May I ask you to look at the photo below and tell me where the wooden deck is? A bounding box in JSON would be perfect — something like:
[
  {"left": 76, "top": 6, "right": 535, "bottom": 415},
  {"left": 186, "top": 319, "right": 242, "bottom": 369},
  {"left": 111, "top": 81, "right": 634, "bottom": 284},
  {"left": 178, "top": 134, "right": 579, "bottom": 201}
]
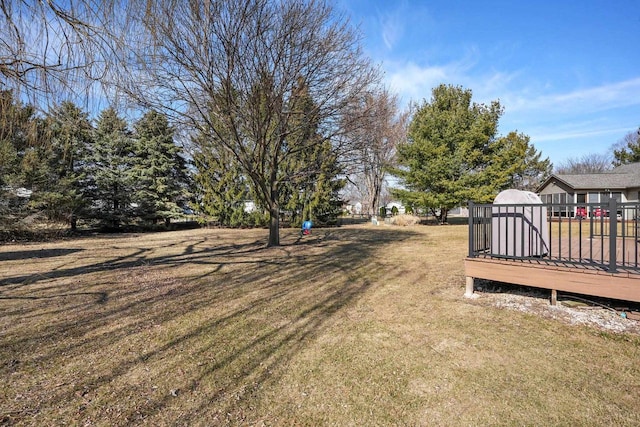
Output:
[
  {"left": 465, "top": 258, "right": 640, "bottom": 303},
  {"left": 465, "top": 236, "right": 640, "bottom": 303},
  {"left": 557, "top": 234, "right": 639, "bottom": 266}
]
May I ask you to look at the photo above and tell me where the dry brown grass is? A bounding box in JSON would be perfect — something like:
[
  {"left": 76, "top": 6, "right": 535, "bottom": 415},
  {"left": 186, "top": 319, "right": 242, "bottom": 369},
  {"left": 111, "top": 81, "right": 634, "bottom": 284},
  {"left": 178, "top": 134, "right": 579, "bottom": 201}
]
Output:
[
  {"left": 388, "top": 214, "right": 421, "bottom": 226},
  {"left": 1, "top": 224, "right": 640, "bottom": 426}
]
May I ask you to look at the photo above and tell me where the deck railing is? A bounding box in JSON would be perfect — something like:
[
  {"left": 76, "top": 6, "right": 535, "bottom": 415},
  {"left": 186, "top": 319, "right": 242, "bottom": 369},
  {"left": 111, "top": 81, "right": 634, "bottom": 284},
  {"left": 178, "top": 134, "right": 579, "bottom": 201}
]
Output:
[{"left": 468, "top": 199, "right": 640, "bottom": 273}]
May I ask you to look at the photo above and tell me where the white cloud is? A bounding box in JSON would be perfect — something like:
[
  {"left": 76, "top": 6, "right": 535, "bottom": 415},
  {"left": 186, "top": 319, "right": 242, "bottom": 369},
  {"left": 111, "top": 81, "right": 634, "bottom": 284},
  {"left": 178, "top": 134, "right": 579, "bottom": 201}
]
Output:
[
  {"left": 500, "top": 77, "right": 640, "bottom": 116},
  {"left": 382, "top": 59, "right": 639, "bottom": 165},
  {"left": 386, "top": 62, "right": 451, "bottom": 101},
  {"left": 528, "top": 126, "right": 633, "bottom": 143},
  {"left": 497, "top": 78, "right": 640, "bottom": 154},
  {"left": 380, "top": 11, "right": 403, "bottom": 50},
  {"left": 385, "top": 55, "right": 640, "bottom": 116},
  {"left": 384, "top": 57, "right": 517, "bottom": 106},
  {"left": 375, "top": 0, "right": 412, "bottom": 51}
]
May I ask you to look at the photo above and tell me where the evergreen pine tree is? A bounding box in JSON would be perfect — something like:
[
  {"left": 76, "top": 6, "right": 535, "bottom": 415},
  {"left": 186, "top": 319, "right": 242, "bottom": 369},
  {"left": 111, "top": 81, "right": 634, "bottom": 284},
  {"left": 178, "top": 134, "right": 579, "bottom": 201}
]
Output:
[
  {"left": 90, "top": 108, "right": 135, "bottom": 229},
  {"left": 280, "top": 79, "right": 344, "bottom": 227},
  {"left": 613, "top": 128, "right": 640, "bottom": 165},
  {"left": 391, "top": 84, "right": 503, "bottom": 223},
  {"left": 306, "top": 140, "right": 345, "bottom": 226},
  {"left": 37, "top": 102, "right": 93, "bottom": 229},
  {"left": 132, "top": 110, "right": 189, "bottom": 226},
  {"left": 194, "top": 140, "right": 256, "bottom": 227}
]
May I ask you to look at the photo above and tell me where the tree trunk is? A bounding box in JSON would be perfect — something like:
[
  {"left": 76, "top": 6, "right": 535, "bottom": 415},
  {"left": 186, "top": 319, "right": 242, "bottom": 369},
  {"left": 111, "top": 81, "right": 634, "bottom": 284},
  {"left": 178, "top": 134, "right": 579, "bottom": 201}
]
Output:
[
  {"left": 268, "top": 203, "right": 280, "bottom": 247},
  {"left": 267, "top": 183, "right": 280, "bottom": 247},
  {"left": 431, "top": 207, "right": 449, "bottom": 224},
  {"left": 370, "top": 180, "right": 380, "bottom": 217},
  {"left": 440, "top": 208, "right": 449, "bottom": 224}
]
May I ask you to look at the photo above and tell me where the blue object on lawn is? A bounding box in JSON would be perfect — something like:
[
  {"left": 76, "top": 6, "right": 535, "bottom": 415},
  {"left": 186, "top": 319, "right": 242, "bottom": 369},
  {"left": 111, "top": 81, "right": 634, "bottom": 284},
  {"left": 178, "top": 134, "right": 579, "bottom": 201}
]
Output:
[{"left": 302, "top": 220, "right": 312, "bottom": 235}]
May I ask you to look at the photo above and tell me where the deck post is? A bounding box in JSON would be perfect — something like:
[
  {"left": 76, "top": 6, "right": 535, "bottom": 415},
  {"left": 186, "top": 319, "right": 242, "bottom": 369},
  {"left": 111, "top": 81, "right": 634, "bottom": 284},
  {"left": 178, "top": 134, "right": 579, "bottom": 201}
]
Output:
[
  {"left": 465, "top": 276, "right": 474, "bottom": 298},
  {"left": 550, "top": 289, "right": 557, "bottom": 306},
  {"left": 609, "top": 198, "right": 618, "bottom": 273}
]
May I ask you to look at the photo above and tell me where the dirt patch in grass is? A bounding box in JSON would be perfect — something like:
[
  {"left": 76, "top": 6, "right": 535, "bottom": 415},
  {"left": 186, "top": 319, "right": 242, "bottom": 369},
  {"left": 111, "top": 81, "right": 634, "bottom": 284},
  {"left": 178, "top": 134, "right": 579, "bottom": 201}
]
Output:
[{"left": 2, "top": 224, "right": 640, "bottom": 426}]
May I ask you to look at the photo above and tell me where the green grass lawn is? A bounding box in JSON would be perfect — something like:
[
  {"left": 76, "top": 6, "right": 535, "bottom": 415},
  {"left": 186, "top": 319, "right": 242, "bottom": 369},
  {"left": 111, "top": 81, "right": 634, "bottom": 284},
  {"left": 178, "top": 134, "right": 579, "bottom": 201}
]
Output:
[{"left": 1, "top": 224, "right": 639, "bottom": 426}]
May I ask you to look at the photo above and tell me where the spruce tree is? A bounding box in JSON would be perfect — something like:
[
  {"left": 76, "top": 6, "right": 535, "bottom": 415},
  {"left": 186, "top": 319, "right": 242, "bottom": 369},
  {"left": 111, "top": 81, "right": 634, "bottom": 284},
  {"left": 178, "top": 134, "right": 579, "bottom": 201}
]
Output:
[
  {"left": 132, "top": 110, "right": 189, "bottom": 226},
  {"left": 309, "top": 141, "right": 345, "bottom": 226},
  {"left": 90, "top": 108, "right": 135, "bottom": 229},
  {"left": 38, "top": 102, "right": 93, "bottom": 229}
]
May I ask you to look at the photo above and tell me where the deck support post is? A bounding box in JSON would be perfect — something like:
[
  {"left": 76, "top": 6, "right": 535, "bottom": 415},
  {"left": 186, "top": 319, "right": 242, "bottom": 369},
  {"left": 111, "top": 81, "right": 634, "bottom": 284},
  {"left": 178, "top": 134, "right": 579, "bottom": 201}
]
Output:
[
  {"left": 465, "top": 276, "right": 475, "bottom": 298},
  {"left": 550, "top": 289, "right": 557, "bottom": 306}
]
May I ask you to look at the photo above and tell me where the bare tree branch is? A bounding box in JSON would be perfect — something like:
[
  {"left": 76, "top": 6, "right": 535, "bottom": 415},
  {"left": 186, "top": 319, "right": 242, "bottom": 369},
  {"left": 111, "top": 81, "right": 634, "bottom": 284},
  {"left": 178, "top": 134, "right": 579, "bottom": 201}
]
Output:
[
  {"left": 112, "top": 0, "right": 380, "bottom": 246},
  {"left": 0, "top": 0, "right": 125, "bottom": 108},
  {"left": 555, "top": 152, "right": 613, "bottom": 174},
  {"left": 345, "top": 88, "right": 408, "bottom": 216}
]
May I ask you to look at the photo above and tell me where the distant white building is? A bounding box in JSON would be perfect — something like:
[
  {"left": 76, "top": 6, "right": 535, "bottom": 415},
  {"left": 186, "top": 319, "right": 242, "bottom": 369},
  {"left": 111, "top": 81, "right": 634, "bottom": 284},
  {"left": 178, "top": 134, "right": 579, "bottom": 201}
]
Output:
[
  {"left": 385, "top": 201, "right": 405, "bottom": 215},
  {"left": 449, "top": 206, "right": 469, "bottom": 217},
  {"left": 343, "top": 201, "right": 363, "bottom": 215}
]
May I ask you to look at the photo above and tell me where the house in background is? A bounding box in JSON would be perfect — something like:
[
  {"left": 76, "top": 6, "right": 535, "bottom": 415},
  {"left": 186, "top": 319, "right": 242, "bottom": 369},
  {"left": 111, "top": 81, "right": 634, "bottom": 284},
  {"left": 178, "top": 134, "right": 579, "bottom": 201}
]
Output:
[
  {"left": 537, "top": 162, "right": 640, "bottom": 217},
  {"left": 385, "top": 201, "right": 405, "bottom": 216}
]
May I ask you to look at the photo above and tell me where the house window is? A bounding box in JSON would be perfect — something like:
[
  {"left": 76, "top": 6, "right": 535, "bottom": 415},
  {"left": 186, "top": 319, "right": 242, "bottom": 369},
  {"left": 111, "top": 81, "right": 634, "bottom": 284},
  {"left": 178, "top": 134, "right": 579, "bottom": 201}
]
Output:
[
  {"left": 588, "top": 192, "right": 599, "bottom": 203},
  {"left": 577, "top": 193, "right": 586, "bottom": 203},
  {"left": 551, "top": 193, "right": 557, "bottom": 216},
  {"left": 561, "top": 193, "right": 570, "bottom": 216}
]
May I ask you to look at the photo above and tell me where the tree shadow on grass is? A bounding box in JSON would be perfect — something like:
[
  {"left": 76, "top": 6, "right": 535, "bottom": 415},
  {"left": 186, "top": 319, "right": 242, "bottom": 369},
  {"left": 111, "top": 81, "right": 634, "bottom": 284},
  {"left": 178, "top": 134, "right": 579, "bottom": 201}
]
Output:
[
  {"left": 0, "top": 248, "right": 83, "bottom": 261},
  {"left": 0, "top": 238, "right": 266, "bottom": 287},
  {"left": 0, "top": 227, "right": 420, "bottom": 425}
]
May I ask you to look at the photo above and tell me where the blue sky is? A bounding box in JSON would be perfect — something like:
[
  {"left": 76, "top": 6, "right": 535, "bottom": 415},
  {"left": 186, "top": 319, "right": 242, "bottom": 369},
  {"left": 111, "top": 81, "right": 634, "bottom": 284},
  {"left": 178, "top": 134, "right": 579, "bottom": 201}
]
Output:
[{"left": 338, "top": 0, "right": 640, "bottom": 168}]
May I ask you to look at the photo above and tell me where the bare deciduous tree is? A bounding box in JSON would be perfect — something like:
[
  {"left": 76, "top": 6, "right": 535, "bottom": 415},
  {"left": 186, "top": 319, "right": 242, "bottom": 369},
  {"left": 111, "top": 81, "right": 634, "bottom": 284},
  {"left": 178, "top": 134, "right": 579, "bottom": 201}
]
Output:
[
  {"left": 116, "top": 0, "right": 379, "bottom": 246},
  {"left": 346, "top": 88, "right": 408, "bottom": 216},
  {"left": 554, "top": 152, "right": 613, "bottom": 174},
  {"left": 0, "top": 1, "right": 122, "bottom": 106}
]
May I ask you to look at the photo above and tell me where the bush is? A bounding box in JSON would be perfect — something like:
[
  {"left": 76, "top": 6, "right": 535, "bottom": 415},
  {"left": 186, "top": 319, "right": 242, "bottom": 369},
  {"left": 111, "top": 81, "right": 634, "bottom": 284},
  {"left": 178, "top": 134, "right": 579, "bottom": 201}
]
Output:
[{"left": 389, "top": 214, "right": 420, "bottom": 226}]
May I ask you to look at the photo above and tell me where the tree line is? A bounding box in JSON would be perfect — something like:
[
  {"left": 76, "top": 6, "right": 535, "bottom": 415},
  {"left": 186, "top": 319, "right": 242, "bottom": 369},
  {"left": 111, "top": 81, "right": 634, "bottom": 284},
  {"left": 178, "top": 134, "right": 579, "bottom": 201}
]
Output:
[
  {"left": 0, "top": 90, "right": 191, "bottom": 231},
  {"left": 0, "top": 88, "right": 346, "bottom": 232},
  {"left": 2, "top": 0, "right": 356, "bottom": 241},
  {"left": 2, "top": 0, "right": 580, "bottom": 241}
]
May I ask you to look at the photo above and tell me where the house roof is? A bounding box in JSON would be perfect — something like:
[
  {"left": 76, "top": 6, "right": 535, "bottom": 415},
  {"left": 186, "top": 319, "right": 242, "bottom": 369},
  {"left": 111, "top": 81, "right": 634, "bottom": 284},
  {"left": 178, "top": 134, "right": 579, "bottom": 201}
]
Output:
[{"left": 538, "top": 162, "right": 640, "bottom": 192}]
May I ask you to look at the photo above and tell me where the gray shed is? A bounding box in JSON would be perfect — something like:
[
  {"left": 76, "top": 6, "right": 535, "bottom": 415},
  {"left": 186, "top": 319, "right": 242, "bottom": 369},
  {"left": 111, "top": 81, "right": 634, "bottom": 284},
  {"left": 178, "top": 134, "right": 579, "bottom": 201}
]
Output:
[{"left": 491, "top": 189, "right": 549, "bottom": 257}]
